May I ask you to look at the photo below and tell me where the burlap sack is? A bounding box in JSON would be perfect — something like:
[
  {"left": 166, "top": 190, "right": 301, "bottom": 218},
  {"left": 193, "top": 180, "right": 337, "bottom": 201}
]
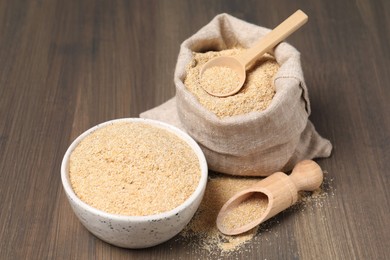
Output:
[{"left": 141, "top": 13, "right": 332, "bottom": 176}]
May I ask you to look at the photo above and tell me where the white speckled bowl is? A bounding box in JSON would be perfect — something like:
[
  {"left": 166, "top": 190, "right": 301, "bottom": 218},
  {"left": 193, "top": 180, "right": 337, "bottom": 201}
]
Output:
[{"left": 61, "top": 118, "right": 208, "bottom": 248}]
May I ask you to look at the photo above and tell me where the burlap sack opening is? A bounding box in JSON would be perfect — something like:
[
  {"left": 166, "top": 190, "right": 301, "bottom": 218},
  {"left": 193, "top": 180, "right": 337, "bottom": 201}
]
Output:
[{"left": 141, "top": 13, "right": 332, "bottom": 176}]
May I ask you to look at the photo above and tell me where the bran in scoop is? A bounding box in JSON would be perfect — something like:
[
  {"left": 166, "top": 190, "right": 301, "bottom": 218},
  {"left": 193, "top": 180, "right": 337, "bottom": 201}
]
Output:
[
  {"left": 69, "top": 122, "right": 201, "bottom": 216},
  {"left": 220, "top": 193, "right": 268, "bottom": 231},
  {"left": 201, "top": 66, "right": 241, "bottom": 95}
]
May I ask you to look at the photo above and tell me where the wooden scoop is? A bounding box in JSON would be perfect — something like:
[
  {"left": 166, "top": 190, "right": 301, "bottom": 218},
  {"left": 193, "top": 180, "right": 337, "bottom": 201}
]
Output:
[
  {"left": 216, "top": 160, "right": 323, "bottom": 235},
  {"left": 200, "top": 10, "right": 308, "bottom": 97}
]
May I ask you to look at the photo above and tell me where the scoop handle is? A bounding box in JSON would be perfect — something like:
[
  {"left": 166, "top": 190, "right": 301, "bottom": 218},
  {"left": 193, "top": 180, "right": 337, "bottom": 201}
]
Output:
[
  {"left": 248, "top": 160, "right": 323, "bottom": 208},
  {"left": 236, "top": 10, "right": 308, "bottom": 67},
  {"left": 290, "top": 160, "right": 323, "bottom": 191}
]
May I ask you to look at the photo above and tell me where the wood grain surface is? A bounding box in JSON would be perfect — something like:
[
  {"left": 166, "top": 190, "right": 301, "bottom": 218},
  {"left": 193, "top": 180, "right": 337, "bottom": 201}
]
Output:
[{"left": 0, "top": 0, "right": 389, "bottom": 259}]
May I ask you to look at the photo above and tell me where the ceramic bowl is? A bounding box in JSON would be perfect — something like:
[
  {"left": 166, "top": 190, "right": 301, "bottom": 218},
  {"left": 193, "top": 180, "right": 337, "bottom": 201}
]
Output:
[{"left": 61, "top": 118, "right": 208, "bottom": 248}]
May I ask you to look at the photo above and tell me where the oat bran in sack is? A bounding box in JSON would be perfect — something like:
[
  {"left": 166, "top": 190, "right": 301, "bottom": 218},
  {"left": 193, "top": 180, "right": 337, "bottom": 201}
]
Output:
[{"left": 140, "top": 13, "right": 332, "bottom": 176}]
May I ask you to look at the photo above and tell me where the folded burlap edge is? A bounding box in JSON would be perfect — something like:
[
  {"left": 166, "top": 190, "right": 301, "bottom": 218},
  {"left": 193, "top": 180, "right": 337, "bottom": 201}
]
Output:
[{"left": 139, "top": 97, "right": 332, "bottom": 176}]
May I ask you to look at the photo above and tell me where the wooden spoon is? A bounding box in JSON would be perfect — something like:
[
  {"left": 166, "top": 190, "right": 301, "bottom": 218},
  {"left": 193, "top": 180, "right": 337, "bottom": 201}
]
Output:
[
  {"left": 200, "top": 10, "right": 308, "bottom": 97},
  {"left": 216, "top": 160, "right": 323, "bottom": 235}
]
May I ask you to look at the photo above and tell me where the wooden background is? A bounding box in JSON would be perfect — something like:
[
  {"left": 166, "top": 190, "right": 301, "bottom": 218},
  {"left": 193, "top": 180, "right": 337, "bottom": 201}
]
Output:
[{"left": 0, "top": 0, "right": 389, "bottom": 259}]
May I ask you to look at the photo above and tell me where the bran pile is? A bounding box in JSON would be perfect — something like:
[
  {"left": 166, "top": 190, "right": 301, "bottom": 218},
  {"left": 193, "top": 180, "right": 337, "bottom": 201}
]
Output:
[
  {"left": 180, "top": 175, "right": 262, "bottom": 253},
  {"left": 185, "top": 49, "right": 279, "bottom": 118},
  {"left": 69, "top": 122, "right": 201, "bottom": 216}
]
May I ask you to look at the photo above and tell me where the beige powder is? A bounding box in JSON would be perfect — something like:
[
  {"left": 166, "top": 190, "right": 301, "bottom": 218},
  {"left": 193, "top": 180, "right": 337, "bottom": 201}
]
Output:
[
  {"left": 201, "top": 66, "right": 241, "bottom": 95},
  {"left": 220, "top": 193, "right": 268, "bottom": 231},
  {"left": 178, "top": 172, "right": 335, "bottom": 255},
  {"left": 180, "top": 175, "right": 262, "bottom": 253},
  {"left": 69, "top": 122, "right": 201, "bottom": 216},
  {"left": 184, "top": 49, "right": 279, "bottom": 118}
]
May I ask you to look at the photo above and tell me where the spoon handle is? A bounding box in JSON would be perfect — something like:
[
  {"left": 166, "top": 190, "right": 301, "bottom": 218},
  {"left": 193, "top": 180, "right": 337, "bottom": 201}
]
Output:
[{"left": 236, "top": 10, "right": 308, "bottom": 67}]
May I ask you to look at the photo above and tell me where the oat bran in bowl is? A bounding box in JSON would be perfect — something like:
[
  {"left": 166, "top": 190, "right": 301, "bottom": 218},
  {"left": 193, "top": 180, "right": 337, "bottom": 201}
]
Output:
[{"left": 61, "top": 118, "right": 208, "bottom": 248}]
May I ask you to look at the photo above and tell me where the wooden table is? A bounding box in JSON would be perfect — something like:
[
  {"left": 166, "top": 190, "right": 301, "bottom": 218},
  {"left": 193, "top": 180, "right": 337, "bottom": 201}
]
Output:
[{"left": 1, "top": 0, "right": 389, "bottom": 259}]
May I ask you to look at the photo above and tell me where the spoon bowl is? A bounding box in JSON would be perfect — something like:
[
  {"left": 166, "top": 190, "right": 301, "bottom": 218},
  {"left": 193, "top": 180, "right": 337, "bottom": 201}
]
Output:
[
  {"left": 200, "top": 56, "right": 246, "bottom": 97},
  {"left": 216, "top": 187, "right": 272, "bottom": 235}
]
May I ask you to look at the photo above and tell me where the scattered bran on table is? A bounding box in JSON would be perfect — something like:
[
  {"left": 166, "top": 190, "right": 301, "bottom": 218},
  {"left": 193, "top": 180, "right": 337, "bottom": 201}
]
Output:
[
  {"left": 179, "top": 175, "right": 262, "bottom": 254},
  {"left": 184, "top": 49, "right": 279, "bottom": 118},
  {"left": 69, "top": 122, "right": 201, "bottom": 216},
  {"left": 177, "top": 172, "right": 335, "bottom": 255}
]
